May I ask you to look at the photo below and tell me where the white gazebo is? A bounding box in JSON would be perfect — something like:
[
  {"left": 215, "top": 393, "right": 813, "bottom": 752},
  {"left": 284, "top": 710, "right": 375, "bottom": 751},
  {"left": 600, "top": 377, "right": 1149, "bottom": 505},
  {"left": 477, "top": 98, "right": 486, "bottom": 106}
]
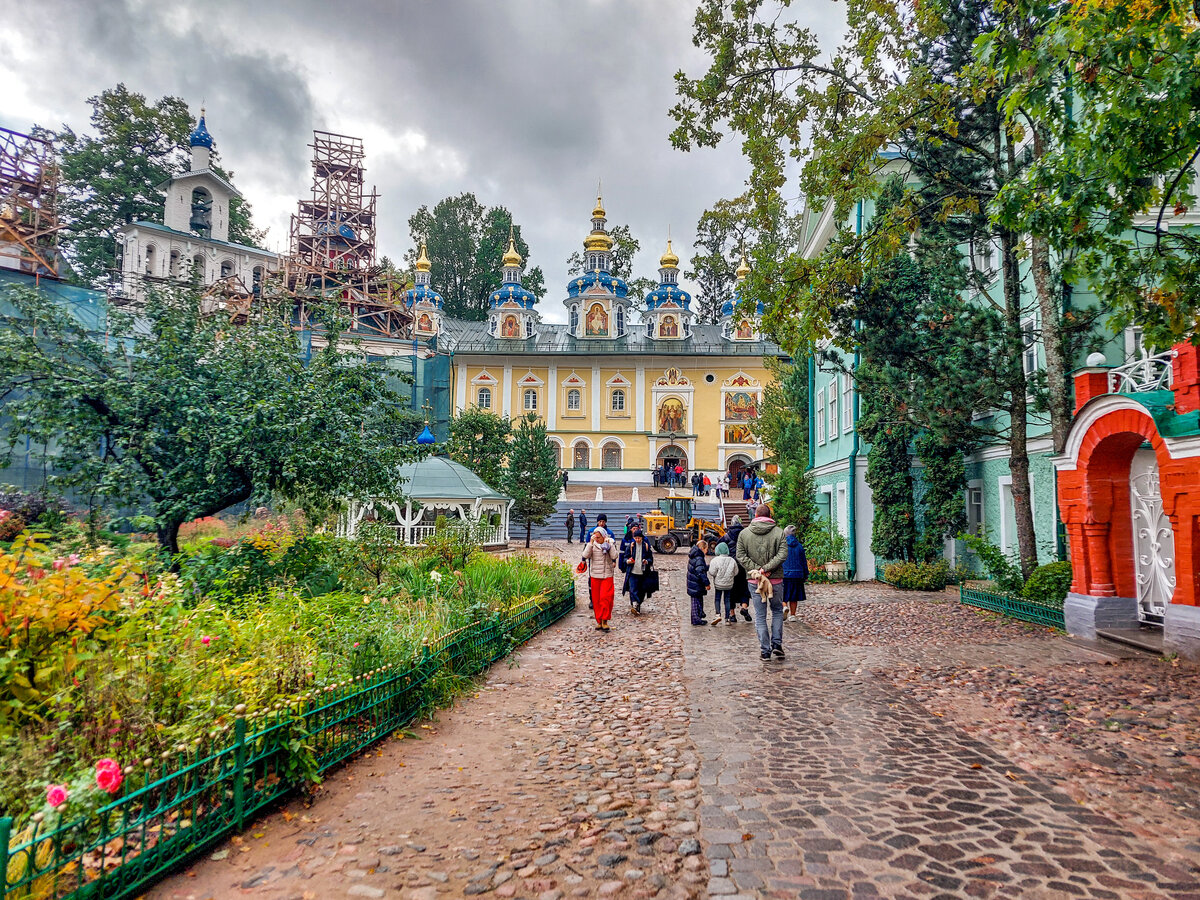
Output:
[{"left": 341, "top": 456, "right": 513, "bottom": 548}]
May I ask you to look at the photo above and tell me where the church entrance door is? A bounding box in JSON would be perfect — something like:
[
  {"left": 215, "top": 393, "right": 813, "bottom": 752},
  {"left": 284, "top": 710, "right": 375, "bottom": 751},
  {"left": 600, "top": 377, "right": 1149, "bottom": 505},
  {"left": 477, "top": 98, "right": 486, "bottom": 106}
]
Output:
[{"left": 657, "top": 445, "right": 688, "bottom": 486}]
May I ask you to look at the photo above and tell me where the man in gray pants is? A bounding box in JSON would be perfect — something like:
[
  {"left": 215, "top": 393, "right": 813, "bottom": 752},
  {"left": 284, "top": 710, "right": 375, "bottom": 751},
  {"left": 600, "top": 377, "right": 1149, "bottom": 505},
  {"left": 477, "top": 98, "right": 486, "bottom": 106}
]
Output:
[{"left": 735, "top": 502, "right": 788, "bottom": 661}]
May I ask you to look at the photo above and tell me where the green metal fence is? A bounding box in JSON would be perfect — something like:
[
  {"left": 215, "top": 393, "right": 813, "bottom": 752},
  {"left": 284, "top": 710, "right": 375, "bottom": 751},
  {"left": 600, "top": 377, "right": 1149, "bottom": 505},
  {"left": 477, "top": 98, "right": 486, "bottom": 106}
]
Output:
[
  {"left": 959, "top": 584, "right": 1065, "bottom": 630},
  {"left": 1, "top": 586, "right": 575, "bottom": 900}
]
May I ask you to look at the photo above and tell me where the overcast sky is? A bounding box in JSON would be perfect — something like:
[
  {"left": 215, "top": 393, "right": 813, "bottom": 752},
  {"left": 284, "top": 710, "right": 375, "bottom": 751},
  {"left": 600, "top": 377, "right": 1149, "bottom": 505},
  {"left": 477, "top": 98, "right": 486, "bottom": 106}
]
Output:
[{"left": 2, "top": 0, "right": 843, "bottom": 323}]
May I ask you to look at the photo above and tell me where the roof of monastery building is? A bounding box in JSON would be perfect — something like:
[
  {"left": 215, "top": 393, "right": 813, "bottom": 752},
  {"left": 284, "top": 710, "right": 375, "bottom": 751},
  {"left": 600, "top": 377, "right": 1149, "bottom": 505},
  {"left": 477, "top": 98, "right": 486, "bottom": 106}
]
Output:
[{"left": 438, "top": 319, "right": 783, "bottom": 357}]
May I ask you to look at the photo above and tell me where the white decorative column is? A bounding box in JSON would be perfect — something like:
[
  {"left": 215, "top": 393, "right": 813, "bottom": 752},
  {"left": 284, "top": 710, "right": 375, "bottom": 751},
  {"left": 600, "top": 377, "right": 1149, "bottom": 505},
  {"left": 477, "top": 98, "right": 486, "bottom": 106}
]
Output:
[
  {"left": 635, "top": 366, "right": 645, "bottom": 432},
  {"left": 455, "top": 362, "right": 467, "bottom": 413},
  {"left": 591, "top": 365, "right": 601, "bottom": 432},
  {"left": 502, "top": 362, "right": 513, "bottom": 418},
  {"left": 548, "top": 363, "right": 558, "bottom": 430}
]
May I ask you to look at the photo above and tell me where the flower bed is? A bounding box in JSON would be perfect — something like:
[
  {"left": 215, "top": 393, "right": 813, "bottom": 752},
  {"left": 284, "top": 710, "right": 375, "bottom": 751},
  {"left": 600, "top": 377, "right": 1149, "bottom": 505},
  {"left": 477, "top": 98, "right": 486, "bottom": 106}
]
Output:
[{"left": 1, "top": 521, "right": 572, "bottom": 898}]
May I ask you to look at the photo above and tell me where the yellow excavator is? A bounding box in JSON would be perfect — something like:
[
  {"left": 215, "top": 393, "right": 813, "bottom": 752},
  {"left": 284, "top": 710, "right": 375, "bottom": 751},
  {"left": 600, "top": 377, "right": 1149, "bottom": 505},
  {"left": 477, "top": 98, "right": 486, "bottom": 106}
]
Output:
[{"left": 641, "top": 494, "right": 725, "bottom": 553}]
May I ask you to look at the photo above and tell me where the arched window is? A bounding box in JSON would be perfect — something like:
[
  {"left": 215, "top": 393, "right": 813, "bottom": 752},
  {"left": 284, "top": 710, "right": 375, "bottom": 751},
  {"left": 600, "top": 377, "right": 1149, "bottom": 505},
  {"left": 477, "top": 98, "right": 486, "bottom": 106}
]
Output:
[
  {"left": 252, "top": 266, "right": 264, "bottom": 297},
  {"left": 569, "top": 304, "right": 579, "bottom": 331},
  {"left": 477, "top": 387, "right": 492, "bottom": 409},
  {"left": 549, "top": 442, "right": 561, "bottom": 468},
  {"left": 602, "top": 443, "right": 622, "bottom": 470},
  {"left": 616, "top": 305, "right": 625, "bottom": 336},
  {"left": 523, "top": 388, "right": 538, "bottom": 411},
  {"left": 573, "top": 442, "right": 590, "bottom": 469},
  {"left": 169, "top": 249, "right": 181, "bottom": 278},
  {"left": 567, "top": 388, "right": 582, "bottom": 411},
  {"left": 220, "top": 259, "right": 234, "bottom": 279},
  {"left": 525, "top": 318, "right": 533, "bottom": 338},
  {"left": 611, "top": 389, "right": 626, "bottom": 412},
  {"left": 144, "top": 243, "right": 157, "bottom": 276},
  {"left": 191, "top": 253, "right": 206, "bottom": 285},
  {"left": 190, "top": 187, "right": 212, "bottom": 237}
]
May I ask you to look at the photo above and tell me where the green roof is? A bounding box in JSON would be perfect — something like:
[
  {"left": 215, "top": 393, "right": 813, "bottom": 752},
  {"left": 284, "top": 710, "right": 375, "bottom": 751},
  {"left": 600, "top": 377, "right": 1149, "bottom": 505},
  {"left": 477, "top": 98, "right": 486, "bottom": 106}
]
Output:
[{"left": 397, "top": 455, "right": 509, "bottom": 501}]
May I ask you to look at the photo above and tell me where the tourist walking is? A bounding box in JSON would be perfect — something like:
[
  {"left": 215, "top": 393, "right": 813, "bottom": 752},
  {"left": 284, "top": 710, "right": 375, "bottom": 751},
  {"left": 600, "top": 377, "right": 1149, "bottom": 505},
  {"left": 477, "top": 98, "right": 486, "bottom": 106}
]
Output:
[
  {"left": 742, "top": 474, "right": 753, "bottom": 501},
  {"left": 736, "top": 503, "right": 788, "bottom": 660},
  {"left": 692, "top": 472, "right": 701, "bottom": 496},
  {"left": 754, "top": 474, "right": 764, "bottom": 500},
  {"left": 595, "top": 513, "right": 614, "bottom": 539},
  {"left": 708, "top": 542, "right": 738, "bottom": 624},
  {"left": 703, "top": 473, "right": 711, "bottom": 496},
  {"left": 620, "top": 528, "right": 654, "bottom": 615},
  {"left": 581, "top": 526, "right": 619, "bottom": 631},
  {"left": 720, "top": 515, "right": 752, "bottom": 622},
  {"left": 561, "top": 470, "right": 569, "bottom": 490},
  {"left": 578, "top": 509, "right": 588, "bottom": 543},
  {"left": 565, "top": 509, "right": 576, "bottom": 543},
  {"left": 781, "top": 524, "right": 809, "bottom": 621},
  {"left": 674, "top": 463, "right": 683, "bottom": 487},
  {"left": 686, "top": 539, "right": 711, "bottom": 625}
]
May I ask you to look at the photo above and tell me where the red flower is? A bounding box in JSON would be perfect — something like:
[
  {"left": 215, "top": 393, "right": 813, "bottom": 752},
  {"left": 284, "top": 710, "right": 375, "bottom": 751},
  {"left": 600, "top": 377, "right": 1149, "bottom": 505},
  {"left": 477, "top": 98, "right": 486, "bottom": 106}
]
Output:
[{"left": 95, "top": 758, "right": 123, "bottom": 794}]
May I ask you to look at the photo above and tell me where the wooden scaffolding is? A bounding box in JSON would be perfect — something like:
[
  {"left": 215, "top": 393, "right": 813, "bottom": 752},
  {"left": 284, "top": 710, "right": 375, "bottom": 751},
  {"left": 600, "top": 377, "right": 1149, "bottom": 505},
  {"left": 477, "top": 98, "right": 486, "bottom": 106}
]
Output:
[{"left": 0, "top": 126, "right": 60, "bottom": 278}]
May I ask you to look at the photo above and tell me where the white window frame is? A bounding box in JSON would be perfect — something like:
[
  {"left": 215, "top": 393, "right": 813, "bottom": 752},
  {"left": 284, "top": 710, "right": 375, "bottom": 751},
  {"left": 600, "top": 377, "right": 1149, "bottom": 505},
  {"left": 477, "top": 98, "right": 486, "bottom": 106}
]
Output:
[
  {"left": 828, "top": 386, "right": 838, "bottom": 442},
  {"left": 523, "top": 388, "right": 538, "bottom": 411},
  {"left": 566, "top": 388, "right": 582, "bottom": 411},
  {"left": 611, "top": 388, "right": 626, "bottom": 412},
  {"left": 1021, "top": 317, "right": 1039, "bottom": 376},
  {"left": 841, "top": 374, "right": 853, "bottom": 433},
  {"left": 1124, "top": 326, "right": 1145, "bottom": 363},
  {"left": 477, "top": 386, "right": 492, "bottom": 410},
  {"left": 816, "top": 388, "right": 826, "bottom": 445},
  {"left": 966, "top": 481, "right": 984, "bottom": 537}
]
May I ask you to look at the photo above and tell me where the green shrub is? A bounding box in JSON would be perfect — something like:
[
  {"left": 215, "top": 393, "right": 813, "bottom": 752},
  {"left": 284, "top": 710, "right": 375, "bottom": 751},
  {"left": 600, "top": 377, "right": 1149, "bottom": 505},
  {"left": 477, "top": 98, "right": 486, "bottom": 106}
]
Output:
[
  {"left": 883, "top": 558, "right": 951, "bottom": 591},
  {"left": 1022, "top": 561, "right": 1073, "bottom": 606},
  {"left": 960, "top": 533, "right": 1024, "bottom": 594}
]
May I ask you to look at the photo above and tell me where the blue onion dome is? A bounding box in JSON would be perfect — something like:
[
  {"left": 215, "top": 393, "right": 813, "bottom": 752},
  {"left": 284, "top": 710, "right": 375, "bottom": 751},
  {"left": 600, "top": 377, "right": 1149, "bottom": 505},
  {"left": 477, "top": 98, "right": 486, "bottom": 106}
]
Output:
[
  {"left": 646, "top": 283, "right": 692, "bottom": 310},
  {"left": 567, "top": 269, "right": 628, "bottom": 299},
  {"left": 416, "top": 424, "right": 436, "bottom": 445},
  {"left": 489, "top": 283, "right": 537, "bottom": 309},
  {"left": 189, "top": 112, "right": 214, "bottom": 149},
  {"left": 404, "top": 284, "right": 444, "bottom": 309}
]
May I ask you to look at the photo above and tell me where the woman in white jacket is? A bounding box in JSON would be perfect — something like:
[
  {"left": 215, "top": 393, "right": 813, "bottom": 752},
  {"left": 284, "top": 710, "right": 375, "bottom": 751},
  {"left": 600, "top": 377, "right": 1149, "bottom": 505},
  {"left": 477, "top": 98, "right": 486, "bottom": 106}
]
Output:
[{"left": 707, "top": 542, "right": 739, "bottom": 625}]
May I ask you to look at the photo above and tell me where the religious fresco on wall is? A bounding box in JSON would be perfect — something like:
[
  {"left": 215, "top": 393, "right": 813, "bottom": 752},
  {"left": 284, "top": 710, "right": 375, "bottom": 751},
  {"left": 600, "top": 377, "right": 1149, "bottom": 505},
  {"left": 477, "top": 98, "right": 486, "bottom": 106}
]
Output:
[
  {"left": 417, "top": 313, "right": 433, "bottom": 332},
  {"left": 658, "top": 398, "right": 685, "bottom": 434},
  {"left": 585, "top": 303, "right": 609, "bottom": 336},
  {"left": 659, "top": 315, "right": 678, "bottom": 338},
  {"left": 725, "top": 423, "right": 754, "bottom": 444},
  {"left": 502, "top": 315, "right": 520, "bottom": 338},
  {"left": 735, "top": 319, "right": 754, "bottom": 340},
  {"left": 725, "top": 391, "right": 759, "bottom": 421}
]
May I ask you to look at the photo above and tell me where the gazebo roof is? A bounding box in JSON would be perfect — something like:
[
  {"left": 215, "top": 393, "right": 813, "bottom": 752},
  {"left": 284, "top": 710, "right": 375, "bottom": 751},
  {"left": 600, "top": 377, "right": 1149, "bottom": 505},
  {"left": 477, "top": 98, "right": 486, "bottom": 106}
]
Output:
[{"left": 397, "top": 455, "right": 509, "bottom": 502}]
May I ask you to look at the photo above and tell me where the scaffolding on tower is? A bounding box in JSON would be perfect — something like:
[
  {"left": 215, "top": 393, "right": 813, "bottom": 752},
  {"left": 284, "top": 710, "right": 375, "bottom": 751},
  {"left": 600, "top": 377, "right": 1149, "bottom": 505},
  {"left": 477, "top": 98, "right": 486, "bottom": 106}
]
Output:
[
  {"left": 284, "top": 130, "right": 409, "bottom": 338},
  {"left": 0, "top": 126, "right": 60, "bottom": 278}
]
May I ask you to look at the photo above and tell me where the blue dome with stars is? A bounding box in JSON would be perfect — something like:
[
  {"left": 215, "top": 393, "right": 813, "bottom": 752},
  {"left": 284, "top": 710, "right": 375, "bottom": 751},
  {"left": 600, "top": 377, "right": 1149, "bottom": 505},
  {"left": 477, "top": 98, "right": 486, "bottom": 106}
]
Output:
[
  {"left": 646, "top": 283, "right": 692, "bottom": 311},
  {"left": 489, "top": 282, "right": 537, "bottom": 310},
  {"left": 721, "top": 287, "right": 764, "bottom": 319},
  {"left": 404, "top": 284, "right": 444, "bottom": 309},
  {"left": 189, "top": 115, "right": 214, "bottom": 150},
  {"left": 567, "top": 269, "right": 628, "bottom": 299}
]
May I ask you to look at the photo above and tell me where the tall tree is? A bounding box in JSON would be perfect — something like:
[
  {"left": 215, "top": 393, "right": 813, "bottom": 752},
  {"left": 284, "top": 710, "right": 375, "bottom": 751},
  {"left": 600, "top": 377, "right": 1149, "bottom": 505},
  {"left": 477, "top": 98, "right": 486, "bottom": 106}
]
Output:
[
  {"left": 446, "top": 407, "right": 511, "bottom": 493},
  {"left": 502, "top": 413, "right": 561, "bottom": 549},
  {"left": 0, "top": 282, "right": 421, "bottom": 554},
  {"left": 687, "top": 195, "right": 759, "bottom": 323},
  {"left": 404, "top": 194, "right": 544, "bottom": 320},
  {"left": 671, "top": 0, "right": 1055, "bottom": 577},
  {"left": 46, "top": 84, "right": 264, "bottom": 286},
  {"left": 566, "top": 223, "right": 657, "bottom": 302},
  {"left": 756, "top": 359, "right": 818, "bottom": 538}
]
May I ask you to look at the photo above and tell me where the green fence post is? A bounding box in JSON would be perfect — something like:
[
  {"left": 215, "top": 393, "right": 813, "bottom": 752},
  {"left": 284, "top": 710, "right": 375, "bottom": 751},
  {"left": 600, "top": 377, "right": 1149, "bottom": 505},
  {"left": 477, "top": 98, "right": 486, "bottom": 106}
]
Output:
[
  {"left": 233, "top": 704, "right": 247, "bottom": 832},
  {"left": 0, "top": 815, "right": 10, "bottom": 899}
]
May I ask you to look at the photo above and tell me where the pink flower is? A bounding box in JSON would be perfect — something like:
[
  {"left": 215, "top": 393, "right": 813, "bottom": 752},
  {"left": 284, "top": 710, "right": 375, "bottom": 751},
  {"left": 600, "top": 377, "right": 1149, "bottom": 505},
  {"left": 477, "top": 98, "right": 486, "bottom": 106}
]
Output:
[
  {"left": 200, "top": 635, "right": 211, "bottom": 647},
  {"left": 52, "top": 557, "right": 67, "bottom": 571},
  {"left": 353, "top": 642, "right": 360, "bottom": 648},
  {"left": 46, "top": 784, "right": 69, "bottom": 807},
  {"left": 67, "top": 553, "right": 81, "bottom": 566},
  {"left": 95, "top": 758, "right": 123, "bottom": 795}
]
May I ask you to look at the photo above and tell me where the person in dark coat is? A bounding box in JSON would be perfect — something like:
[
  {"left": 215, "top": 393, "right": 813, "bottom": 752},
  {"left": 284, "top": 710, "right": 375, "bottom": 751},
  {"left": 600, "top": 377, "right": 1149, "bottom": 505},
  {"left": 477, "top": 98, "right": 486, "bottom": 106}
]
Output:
[
  {"left": 686, "top": 539, "right": 711, "bottom": 625},
  {"left": 565, "top": 509, "right": 576, "bottom": 543},
  {"left": 619, "top": 528, "right": 654, "bottom": 615},
  {"left": 579, "top": 509, "right": 588, "bottom": 543},
  {"left": 719, "top": 516, "right": 752, "bottom": 622},
  {"left": 781, "top": 524, "right": 809, "bottom": 621}
]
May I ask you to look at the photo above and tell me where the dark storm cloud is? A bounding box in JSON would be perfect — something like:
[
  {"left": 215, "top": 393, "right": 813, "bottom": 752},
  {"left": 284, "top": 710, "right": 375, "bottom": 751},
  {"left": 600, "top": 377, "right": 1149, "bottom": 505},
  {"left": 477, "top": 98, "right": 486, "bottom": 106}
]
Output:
[{"left": 3, "top": 0, "right": 844, "bottom": 317}]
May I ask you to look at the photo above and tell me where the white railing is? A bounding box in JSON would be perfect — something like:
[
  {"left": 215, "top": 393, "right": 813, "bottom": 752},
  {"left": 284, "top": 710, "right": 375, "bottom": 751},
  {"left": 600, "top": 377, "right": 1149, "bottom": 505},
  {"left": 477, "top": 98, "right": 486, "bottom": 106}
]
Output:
[
  {"left": 389, "top": 522, "right": 508, "bottom": 547},
  {"left": 1108, "top": 350, "right": 1174, "bottom": 394}
]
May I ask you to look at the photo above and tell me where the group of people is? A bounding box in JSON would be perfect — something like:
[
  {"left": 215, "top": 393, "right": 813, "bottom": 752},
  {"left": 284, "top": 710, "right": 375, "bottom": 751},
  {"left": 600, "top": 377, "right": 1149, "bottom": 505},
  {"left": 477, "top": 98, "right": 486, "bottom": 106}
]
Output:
[{"left": 576, "top": 503, "right": 809, "bottom": 662}]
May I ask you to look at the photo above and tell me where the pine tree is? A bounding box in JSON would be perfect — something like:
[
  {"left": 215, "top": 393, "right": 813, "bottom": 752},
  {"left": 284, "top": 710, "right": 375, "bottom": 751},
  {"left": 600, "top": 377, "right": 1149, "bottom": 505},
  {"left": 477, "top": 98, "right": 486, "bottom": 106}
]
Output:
[{"left": 502, "top": 414, "right": 561, "bottom": 549}]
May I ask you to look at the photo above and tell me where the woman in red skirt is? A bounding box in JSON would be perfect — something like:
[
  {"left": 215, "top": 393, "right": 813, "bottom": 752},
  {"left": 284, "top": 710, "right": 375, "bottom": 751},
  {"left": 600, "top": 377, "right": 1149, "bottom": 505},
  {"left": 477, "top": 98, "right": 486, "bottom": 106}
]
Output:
[{"left": 581, "top": 526, "right": 619, "bottom": 631}]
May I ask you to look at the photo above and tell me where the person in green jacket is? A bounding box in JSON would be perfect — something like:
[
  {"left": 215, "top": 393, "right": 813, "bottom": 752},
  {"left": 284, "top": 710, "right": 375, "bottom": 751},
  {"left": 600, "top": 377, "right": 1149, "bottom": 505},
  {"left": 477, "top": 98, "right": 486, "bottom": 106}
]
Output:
[{"left": 735, "top": 503, "right": 789, "bottom": 661}]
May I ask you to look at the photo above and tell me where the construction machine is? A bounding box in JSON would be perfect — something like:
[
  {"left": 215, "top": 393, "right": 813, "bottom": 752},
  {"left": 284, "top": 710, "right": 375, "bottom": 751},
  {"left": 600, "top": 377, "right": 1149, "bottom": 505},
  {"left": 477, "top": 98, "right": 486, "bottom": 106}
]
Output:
[{"left": 641, "top": 494, "right": 725, "bottom": 553}]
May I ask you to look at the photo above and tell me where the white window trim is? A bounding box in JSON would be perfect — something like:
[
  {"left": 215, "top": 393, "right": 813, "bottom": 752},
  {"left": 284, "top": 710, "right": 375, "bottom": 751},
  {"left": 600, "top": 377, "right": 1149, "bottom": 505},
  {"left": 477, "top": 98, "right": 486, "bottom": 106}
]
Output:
[
  {"left": 523, "top": 388, "right": 539, "bottom": 411},
  {"left": 828, "top": 386, "right": 838, "bottom": 442},
  {"left": 566, "top": 388, "right": 582, "bottom": 411},
  {"left": 611, "top": 388, "right": 626, "bottom": 413},
  {"left": 816, "top": 388, "right": 826, "bottom": 445},
  {"left": 966, "top": 479, "right": 984, "bottom": 537},
  {"left": 1021, "top": 317, "right": 1039, "bottom": 377},
  {"left": 841, "top": 374, "right": 853, "bottom": 433},
  {"left": 477, "top": 387, "right": 492, "bottom": 409}
]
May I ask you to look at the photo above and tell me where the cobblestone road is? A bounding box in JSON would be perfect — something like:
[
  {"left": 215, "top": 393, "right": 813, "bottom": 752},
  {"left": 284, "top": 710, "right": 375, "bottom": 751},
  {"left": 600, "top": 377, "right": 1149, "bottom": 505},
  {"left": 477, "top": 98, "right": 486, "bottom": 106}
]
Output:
[{"left": 152, "top": 544, "right": 1200, "bottom": 899}]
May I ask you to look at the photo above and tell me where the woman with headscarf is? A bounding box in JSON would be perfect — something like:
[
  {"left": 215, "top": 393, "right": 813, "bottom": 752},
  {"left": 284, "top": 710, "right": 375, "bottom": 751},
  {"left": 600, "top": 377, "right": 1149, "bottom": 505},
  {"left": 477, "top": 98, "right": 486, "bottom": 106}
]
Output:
[
  {"left": 581, "top": 525, "right": 619, "bottom": 631},
  {"left": 720, "top": 515, "right": 753, "bottom": 622},
  {"left": 619, "top": 527, "right": 654, "bottom": 615},
  {"left": 781, "top": 524, "right": 809, "bottom": 621}
]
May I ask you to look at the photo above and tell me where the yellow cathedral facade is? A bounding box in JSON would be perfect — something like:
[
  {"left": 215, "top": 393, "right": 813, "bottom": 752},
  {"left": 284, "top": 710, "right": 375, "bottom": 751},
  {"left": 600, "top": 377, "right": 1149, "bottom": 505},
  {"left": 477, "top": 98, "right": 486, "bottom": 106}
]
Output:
[{"left": 413, "top": 196, "right": 785, "bottom": 484}]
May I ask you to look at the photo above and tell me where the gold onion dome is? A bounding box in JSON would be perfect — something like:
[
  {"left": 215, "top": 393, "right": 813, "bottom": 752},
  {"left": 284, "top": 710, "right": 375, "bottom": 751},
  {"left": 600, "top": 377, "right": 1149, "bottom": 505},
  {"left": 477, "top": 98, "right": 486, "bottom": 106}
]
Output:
[
  {"left": 415, "top": 241, "right": 432, "bottom": 273},
  {"left": 592, "top": 193, "right": 606, "bottom": 219},
  {"left": 584, "top": 230, "right": 613, "bottom": 252},
  {"left": 660, "top": 240, "right": 679, "bottom": 269},
  {"left": 735, "top": 252, "right": 751, "bottom": 280},
  {"left": 502, "top": 230, "right": 523, "bottom": 268}
]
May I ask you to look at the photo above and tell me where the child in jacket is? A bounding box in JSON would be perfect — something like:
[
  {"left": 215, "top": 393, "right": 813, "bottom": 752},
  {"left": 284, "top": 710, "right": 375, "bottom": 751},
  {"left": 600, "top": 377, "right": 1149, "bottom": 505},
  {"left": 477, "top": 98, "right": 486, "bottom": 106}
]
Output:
[
  {"left": 707, "top": 542, "right": 739, "bottom": 624},
  {"left": 781, "top": 524, "right": 809, "bottom": 620},
  {"left": 686, "top": 540, "right": 711, "bottom": 625}
]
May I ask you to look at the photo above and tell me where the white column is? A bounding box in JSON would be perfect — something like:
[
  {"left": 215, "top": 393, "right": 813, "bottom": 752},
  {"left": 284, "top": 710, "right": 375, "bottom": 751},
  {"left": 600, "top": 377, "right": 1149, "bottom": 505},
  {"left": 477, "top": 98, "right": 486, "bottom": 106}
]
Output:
[
  {"left": 548, "top": 363, "right": 558, "bottom": 430},
  {"left": 635, "top": 366, "right": 646, "bottom": 432},
  {"left": 502, "top": 362, "right": 513, "bottom": 418},
  {"left": 688, "top": 438, "right": 696, "bottom": 469},
  {"left": 591, "top": 365, "right": 601, "bottom": 432},
  {"left": 648, "top": 436, "right": 657, "bottom": 470},
  {"left": 455, "top": 362, "right": 467, "bottom": 413},
  {"left": 686, "top": 394, "right": 694, "bottom": 435}
]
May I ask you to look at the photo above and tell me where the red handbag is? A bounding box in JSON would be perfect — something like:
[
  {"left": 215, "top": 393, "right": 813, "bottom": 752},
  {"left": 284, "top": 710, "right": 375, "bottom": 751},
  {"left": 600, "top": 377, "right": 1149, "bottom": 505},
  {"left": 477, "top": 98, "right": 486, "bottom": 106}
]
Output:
[{"left": 575, "top": 560, "right": 588, "bottom": 575}]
